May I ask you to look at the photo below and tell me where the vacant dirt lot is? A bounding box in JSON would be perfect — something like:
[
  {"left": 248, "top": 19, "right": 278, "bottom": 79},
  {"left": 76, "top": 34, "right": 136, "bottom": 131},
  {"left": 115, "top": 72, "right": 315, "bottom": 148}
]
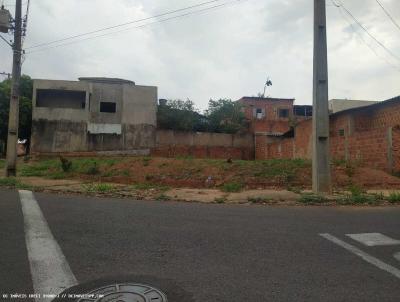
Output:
[{"left": 2, "top": 156, "right": 400, "bottom": 190}]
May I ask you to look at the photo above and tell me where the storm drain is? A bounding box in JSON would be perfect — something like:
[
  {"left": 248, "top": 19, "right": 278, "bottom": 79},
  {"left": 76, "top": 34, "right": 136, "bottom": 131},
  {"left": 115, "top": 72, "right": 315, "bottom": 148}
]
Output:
[{"left": 76, "top": 283, "right": 168, "bottom": 302}]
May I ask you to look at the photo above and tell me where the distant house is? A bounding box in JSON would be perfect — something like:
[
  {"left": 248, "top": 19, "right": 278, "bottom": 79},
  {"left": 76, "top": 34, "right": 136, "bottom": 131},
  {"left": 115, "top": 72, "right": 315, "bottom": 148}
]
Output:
[
  {"left": 30, "top": 77, "right": 157, "bottom": 155},
  {"left": 329, "top": 99, "right": 379, "bottom": 113},
  {"left": 237, "top": 97, "right": 312, "bottom": 159},
  {"left": 238, "top": 97, "right": 312, "bottom": 136}
]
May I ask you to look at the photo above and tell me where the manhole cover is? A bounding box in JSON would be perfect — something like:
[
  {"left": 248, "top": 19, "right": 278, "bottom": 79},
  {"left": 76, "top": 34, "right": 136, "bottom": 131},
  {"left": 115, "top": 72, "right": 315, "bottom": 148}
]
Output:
[{"left": 77, "top": 283, "right": 168, "bottom": 302}]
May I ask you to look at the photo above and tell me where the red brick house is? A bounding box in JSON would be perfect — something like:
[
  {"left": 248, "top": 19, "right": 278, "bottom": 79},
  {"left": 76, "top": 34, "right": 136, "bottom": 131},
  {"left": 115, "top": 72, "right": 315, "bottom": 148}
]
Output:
[{"left": 238, "top": 97, "right": 312, "bottom": 159}]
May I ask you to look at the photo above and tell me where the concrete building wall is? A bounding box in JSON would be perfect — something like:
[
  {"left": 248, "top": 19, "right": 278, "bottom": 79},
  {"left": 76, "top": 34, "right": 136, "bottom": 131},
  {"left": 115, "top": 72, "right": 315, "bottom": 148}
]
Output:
[
  {"left": 152, "top": 130, "right": 254, "bottom": 160},
  {"left": 122, "top": 85, "right": 157, "bottom": 126},
  {"left": 32, "top": 80, "right": 89, "bottom": 122},
  {"left": 31, "top": 78, "right": 157, "bottom": 154},
  {"left": 89, "top": 82, "right": 123, "bottom": 124}
]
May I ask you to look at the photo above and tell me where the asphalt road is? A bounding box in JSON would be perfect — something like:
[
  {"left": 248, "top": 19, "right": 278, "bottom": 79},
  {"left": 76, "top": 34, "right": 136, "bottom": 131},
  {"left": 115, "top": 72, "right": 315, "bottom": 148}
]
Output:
[{"left": 1, "top": 189, "right": 400, "bottom": 301}]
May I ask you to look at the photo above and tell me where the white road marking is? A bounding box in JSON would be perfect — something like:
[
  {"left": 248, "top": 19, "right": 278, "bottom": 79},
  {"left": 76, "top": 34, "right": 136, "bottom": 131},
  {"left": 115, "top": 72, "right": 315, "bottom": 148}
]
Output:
[
  {"left": 395, "top": 252, "right": 400, "bottom": 262},
  {"left": 320, "top": 233, "right": 400, "bottom": 280},
  {"left": 19, "top": 190, "right": 77, "bottom": 301},
  {"left": 346, "top": 233, "right": 400, "bottom": 246}
]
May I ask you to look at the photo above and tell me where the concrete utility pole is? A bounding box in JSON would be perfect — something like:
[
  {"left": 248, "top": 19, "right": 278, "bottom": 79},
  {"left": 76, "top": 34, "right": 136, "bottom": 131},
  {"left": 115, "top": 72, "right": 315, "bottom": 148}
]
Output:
[
  {"left": 5, "top": 0, "right": 22, "bottom": 177},
  {"left": 312, "top": 0, "right": 331, "bottom": 193}
]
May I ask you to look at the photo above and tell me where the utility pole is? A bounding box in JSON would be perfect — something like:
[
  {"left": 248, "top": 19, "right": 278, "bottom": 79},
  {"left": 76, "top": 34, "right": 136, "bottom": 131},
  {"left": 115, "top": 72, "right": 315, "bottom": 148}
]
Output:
[
  {"left": 312, "top": 0, "right": 331, "bottom": 193},
  {"left": 5, "top": 0, "right": 22, "bottom": 177}
]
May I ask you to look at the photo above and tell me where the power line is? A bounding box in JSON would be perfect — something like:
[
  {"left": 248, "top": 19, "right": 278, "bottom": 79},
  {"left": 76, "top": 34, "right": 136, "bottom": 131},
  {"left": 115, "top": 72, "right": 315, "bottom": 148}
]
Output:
[
  {"left": 26, "top": 0, "right": 245, "bottom": 54},
  {"left": 22, "top": 0, "right": 30, "bottom": 46},
  {"left": 25, "top": 0, "right": 223, "bottom": 50},
  {"left": 331, "top": 0, "right": 400, "bottom": 63},
  {"left": 335, "top": 4, "right": 400, "bottom": 72},
  {"left": 374, "top": 0, "right": 400, "bottom": 32},
  {"left": 0, "top": 34, "right": 12, "bottom": 47}
]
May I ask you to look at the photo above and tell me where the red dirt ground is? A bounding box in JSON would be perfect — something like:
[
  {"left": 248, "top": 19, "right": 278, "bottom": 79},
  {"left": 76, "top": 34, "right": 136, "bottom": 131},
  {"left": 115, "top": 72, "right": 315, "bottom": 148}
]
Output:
[{"left": 80, "top": 157, "right": 400, "bottom": 190}]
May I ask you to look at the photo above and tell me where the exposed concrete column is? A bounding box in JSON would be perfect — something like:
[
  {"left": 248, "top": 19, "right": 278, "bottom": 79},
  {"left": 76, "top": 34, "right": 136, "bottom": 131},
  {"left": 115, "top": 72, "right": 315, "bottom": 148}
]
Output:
[
  {"left": 344, "top": 115, "right": 355, "bottom": 161},
  {"left": 387, "top": 127, "right": 393, "bottom": 173},
  {"left": 312, "top": 0, "right": 332, "bottom": 193}
]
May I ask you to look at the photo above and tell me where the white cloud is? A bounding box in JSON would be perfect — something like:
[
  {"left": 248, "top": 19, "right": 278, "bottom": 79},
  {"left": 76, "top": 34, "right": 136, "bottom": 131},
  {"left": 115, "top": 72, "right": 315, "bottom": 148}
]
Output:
[{"left": 0, "top": 0, "right": 399, "bottom": 110}]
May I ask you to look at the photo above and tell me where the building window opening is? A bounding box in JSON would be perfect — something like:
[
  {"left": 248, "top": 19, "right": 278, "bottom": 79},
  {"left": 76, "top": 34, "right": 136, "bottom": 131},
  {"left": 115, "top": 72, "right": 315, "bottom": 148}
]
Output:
[
  {"left": 338, "top": 129, "right": 345, "bottom": 137},
  {"left": 256, "top": 108, "right": 264, "bottom": 119},
  {"left": 100, "top": 102, "right": 117, "bottom": 113},
  {"left": 293, "top": 105, "right": 313, "bottom": 117},
  {"left": 36, "top": 89, "right": 86, "bottom": 109},
  {"left": 279, "top": 108, "right": 289, "bottom": 118}
]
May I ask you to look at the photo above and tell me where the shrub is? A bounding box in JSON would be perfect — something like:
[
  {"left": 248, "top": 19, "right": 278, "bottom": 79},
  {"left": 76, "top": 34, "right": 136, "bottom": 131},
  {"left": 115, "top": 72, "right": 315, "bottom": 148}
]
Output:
[
  {"left": 338, "top": 193, "right": 384, "bottom": 205},
  {"left": 0, "top": 177, "right": 20, "bottom": 187},
  {"left": 121, "top": 169, "right": 130, "bottom": 176},
  {"left": 214, "top": 197, "right": 226, "bottom": 204},
  {"left": 59, "top": 156, "right": 72, "bottom": 172},
  {"left": 20, "top": 160, "right": 59, "bottom": 177},
  {"left": 339, "top": 185, "right": 384, "bottom": 205},
  {"left": 155, "top": 194, "right": 170, "bottom": 201},
  {"left": 247, "top": 196, "right": 268, "bottom": 204},
  {"left": 332, "top": 158, "right": 346, "bottom": 167},
  {"left": 221, "top": 182, "right": 243, "bottom": 193},
  {"left": 83, "top": 183, "right": 115, "bottom": 193},
  {"left": 287, "top": 186, "right": 302, "bottom": 194},
  {"left": 253, "top": 159, "right": 310, "bottom": 181},
  {"left": 85, "top": 162, "right": 99, "bottom": 175},
  {"left": 101, "top": 171, "right": 114, "bottom": 177},
  {"left": 47, "top": 172, "right": 67, "bottom": 180},
  {"left": 142, "top": 157, "right": 151, "bottom": 166},
  {"left": 348, "top": 185, "right": 364, "bottom": 196},
  {"left": 0, "top": 177, "right": 31, "bottom": 190},
  {"left": 299, "top": 193, "right": 327, "bottom": 204},
  {"left": 388, "top": 192, "right": 400, "bottom": 204}
]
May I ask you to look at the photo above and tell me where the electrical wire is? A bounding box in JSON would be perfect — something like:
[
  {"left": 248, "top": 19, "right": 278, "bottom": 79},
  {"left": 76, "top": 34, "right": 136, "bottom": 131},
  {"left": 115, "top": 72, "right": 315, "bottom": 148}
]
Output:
[
  {"left": 336, "top": 4, "right": 400, "bottom": 72},
  {"left": 25, "top": 0, "right": 223, "bottom": 50},
  {"left": 0, "top": 34, "right": 12, "bottom": 47},
  {"left": 25, "top": 0, "right": 245, "bottom": 54},
  {"left": 374, "top": 0, "right": 400, "bottom": 32},
  {"left": 331, "top": 0, "right": 400, "bottom": 63},
  {"left": 22, "top": 0, "right": 30, "bottom": 47}
]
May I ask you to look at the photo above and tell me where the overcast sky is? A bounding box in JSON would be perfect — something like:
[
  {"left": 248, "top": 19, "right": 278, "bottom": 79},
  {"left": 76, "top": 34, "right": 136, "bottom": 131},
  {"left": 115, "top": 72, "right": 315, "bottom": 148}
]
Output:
[{"left": 1, "top": 0, "right": 399, "bottom": 110}]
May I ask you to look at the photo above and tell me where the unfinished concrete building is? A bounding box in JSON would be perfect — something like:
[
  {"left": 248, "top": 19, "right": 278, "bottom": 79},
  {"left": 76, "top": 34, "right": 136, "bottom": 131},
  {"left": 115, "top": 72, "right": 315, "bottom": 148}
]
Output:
[{"left": 30, "top": 77, "right": 157, "bottom": 155}]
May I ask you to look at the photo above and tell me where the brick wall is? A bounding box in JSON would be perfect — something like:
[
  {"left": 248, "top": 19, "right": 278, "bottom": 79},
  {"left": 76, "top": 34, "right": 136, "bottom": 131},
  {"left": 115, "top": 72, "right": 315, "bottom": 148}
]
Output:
[
  {"left": 293, "top": 120, "right": 312, "bottom": 159},
  {"left": 330, "top": 129, "right": 389, "bottom": 170},
  {"left": 392, "top": 126, "right": 400, "bottom": 173},
  {"left": 257, "top": 97, "right": 400, "bottom": 172},
  {"left": 152, "top": 129, "right": 254, "bottom": 160},
  {"left": 239, "top": 98, "right": 294, "bottom": 134},
  {"left": 267, "top": 138, "right": 294, "bottom": 159}
]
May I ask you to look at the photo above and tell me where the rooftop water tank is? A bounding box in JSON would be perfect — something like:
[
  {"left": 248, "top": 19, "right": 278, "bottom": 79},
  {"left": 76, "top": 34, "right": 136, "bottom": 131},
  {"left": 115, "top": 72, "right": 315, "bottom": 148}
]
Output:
[{"left": 0, "top": 8, "right": 11, "bottom": 33}]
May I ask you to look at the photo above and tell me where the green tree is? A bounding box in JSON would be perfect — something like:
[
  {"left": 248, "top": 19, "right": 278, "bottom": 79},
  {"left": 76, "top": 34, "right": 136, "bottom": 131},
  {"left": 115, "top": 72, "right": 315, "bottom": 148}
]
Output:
[
  {"left": 157, "top": 99, "right": 208, "bottom": 132},
  {"left": 0, "top": 75, "right": 33, "bottom": 151},
  {"left": 205, "top": 99, "right": 249, "bottom": 134}
]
